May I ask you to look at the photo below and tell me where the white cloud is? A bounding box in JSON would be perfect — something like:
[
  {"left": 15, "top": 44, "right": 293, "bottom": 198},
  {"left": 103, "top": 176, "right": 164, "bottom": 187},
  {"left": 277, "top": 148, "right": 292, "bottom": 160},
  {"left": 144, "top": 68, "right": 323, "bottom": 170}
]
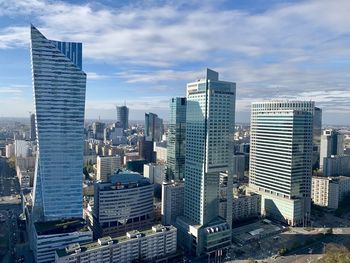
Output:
[
  {"left": 86, "top": 72, "right": 112, "bottom": 80},
  {"left": 0, "top": 86, "right": 24, "bottom": 93}
]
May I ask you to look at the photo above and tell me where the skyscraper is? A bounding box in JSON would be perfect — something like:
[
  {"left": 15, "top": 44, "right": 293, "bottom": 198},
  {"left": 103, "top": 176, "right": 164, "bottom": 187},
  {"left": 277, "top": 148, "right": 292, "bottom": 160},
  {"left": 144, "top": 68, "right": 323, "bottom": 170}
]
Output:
[
  {"left": 116, "top": 105, "right": 129, "bottom": 131},
  {"left": 30, "top": 25, "right": 86, "bottom": 222},
  {"left": 313, "top": 107, "right": 322, "bottom": 169},
  {"left": 145, "top": 112, "right": 163, "bottom": 142},
  {"left": 177, "top": 69, "right": 235, "bottom": 257},
  {"left": 30, "top": 113, "right": 36, "bottom": 141},
  {"left": 248, "top": 101, "right": 314, "bottom": 226},
  {"left": 166, "top": 97, "right": 186, "bottom": 181}
]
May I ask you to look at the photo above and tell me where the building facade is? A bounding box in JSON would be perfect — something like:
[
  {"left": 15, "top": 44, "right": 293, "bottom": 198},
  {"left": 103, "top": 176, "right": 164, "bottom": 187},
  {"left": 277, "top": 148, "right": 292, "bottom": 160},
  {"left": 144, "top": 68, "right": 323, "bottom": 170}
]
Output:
[
  {"left": 323, "top": 155, "right": 350, "bottom": 177},
  {"left": 55, "top": 225, "right": 177, "bottom": 263},
  {"left": 30, "top": 25, "right": 86, "bottom": 222},
  {"left": 320, "top": 129, "right": 344, "bottom": 169},
  {"left": 145, "top": 113, "right": 163, "bottom": 142},
  {"left": 161, "top": 181, "right": 184, "bottom": 225},
  {"left": 88, "top": 172, "right": 154, "bottom": 238},
  {"left": 166, "top": 97, "right": 187, "bottom": 180},
  {"left": 30, "top": 113, "right": 36, "bottom": 141},
  {"left": 249, "top": 101, "right": 314, "bottom": 226}
]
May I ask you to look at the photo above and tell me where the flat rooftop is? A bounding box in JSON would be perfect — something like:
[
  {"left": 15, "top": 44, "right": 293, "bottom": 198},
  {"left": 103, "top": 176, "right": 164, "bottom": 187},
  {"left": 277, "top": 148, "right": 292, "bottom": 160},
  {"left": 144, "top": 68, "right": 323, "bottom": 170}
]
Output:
[{"left": 35, "top": 218, "right": 89, "bottom": 236}]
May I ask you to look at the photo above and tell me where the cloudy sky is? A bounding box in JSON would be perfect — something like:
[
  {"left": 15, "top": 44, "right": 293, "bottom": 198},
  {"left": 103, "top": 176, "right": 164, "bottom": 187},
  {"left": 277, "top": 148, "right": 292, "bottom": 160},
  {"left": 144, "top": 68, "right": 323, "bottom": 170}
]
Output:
[{"left": 0, "top": 0, "right": 349, "bottom": 124}]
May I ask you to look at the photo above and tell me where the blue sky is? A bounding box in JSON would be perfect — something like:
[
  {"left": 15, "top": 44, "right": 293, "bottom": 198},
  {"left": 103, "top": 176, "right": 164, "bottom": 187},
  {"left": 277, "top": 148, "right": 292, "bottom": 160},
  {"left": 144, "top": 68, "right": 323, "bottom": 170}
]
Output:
[{"left": 0, "top": 0, "right": 350, "bottom": 124}]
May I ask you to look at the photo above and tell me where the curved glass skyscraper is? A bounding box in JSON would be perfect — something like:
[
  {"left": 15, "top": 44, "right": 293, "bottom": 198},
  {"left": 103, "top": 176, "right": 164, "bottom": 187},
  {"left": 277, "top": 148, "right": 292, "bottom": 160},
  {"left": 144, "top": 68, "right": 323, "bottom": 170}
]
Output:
[{"left": 30, "top": 25, "right": 86, "bottom": 221}]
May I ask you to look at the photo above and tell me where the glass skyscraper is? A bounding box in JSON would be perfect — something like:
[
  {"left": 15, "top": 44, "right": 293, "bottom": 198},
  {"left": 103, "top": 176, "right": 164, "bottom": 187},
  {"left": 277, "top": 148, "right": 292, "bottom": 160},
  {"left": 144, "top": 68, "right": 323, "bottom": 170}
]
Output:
[
  {"left": 249, "top": 101, "right": 314, "bottom": 226},
  {"left": 166, "top": 97, "right": 186, "bottom": 181},
  {"left": 30, "top": 25, "right": 86, "bottom": 221},
  {"left": 116, "top": 105, "right": 129, "bottom": 131},
  {"left": 145, "top": 112, "right": 163, "bottom": 142},
  {"left": 177, "top": 69, "right": 235, "bottom": 256}
]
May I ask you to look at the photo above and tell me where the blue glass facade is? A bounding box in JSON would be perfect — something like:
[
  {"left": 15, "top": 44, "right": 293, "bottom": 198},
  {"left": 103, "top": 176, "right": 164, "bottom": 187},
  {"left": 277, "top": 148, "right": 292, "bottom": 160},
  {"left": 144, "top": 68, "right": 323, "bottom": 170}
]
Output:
[{"left": 30, "top": 25, "right": 86, "bottom": 221}]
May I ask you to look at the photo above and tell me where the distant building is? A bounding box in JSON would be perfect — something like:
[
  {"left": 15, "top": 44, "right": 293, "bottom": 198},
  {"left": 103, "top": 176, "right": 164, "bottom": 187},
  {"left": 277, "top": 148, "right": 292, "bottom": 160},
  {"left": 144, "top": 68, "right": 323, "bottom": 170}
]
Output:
[
  {"left": 116, "top": 105, "right": 129, "bottom": 131},
  {"left": 320, "top": 129, "right": 344, "bottom": 169},
  {"left": 138, "top": 136, "right": 156, "bottom": 163},
  {"left": 154, "top": 141, "right": 167, "bottom": 162},
  {"left": 87, "top": 171, "right": 154, "bottom": 239},
  {"left": 143, "top": 163, "right": 166, "bottom": 185},
  {"left": 323, "top": 155, "right": 350, "bottom": 177},
  {"left": 145, "top": 112, "right": 163, "bottom": 142},
  {"left": 249, "top": 101, "right": 314, "bottom": 226},
  {"left": 311, "top": 176, "right": 350, "bottom": 209},
  {"left": 55, "top": 225, "right": 177, "bottom": 263},
  {"left": 161, "top": 180, "right": 184, "bottom": 225},
  {"left": 96, "top": 155, "right": 121, "bottom": 181},
  {"left": 166, "top": 97, "right": 186, "bottom": 181},
  {"left": 92, "top": 122, "right": 105, "bottom": 140},
  {"left": 14, "top": 140, "right": 31, "bottom": 158},
  {"left": 233, "top": 153, "right": 245, "bottom": 181}
]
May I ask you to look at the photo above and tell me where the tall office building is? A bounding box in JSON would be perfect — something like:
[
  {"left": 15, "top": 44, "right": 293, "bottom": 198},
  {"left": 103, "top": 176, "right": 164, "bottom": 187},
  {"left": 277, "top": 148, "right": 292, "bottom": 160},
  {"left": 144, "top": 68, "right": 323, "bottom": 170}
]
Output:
[
  {"left": 177, "top": 69, "right": 235, "bottom": 257},
  {"left": 145, "top": 112, "right": 163, "bottom": 142},
  {"left": 92, "top": 122, "right": 105, "bottom": 140},
  {"left": 116, "top": 105, "right": 129, "bottom": 131},
  {"left": 166, "top": 97, "right": 186, "bottom": 180},
  {"left": 96, "top": 155, "right": 121, "bottom": 181},
  {"left": 248, "top": 101, "right": 314, "bottom": 226},
  {"left": 31, "top": 25, "right": 86, "bottom": 221},
  {"left": 30, "top": 113, "right": 36, "bottom": 141},
  {"left": 320, "top": 129, "right": 344, "bottom": 169},
  {"left": 30, "top": 25, "right": 91, "bottom": 263}
]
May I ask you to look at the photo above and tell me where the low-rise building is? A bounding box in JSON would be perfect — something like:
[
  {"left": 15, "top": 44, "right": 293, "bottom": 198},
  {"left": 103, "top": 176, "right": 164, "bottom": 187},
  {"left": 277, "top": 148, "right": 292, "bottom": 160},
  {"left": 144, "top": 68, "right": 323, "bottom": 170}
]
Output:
[
  {"left": 232, "top": 193, "right": 261, "bottom": 222},
  {"left": 55, "top": 225, "right": 177, "bottom": 263},
  {"left": 31, "top": 219, "right": 93, "bottom": 263}
]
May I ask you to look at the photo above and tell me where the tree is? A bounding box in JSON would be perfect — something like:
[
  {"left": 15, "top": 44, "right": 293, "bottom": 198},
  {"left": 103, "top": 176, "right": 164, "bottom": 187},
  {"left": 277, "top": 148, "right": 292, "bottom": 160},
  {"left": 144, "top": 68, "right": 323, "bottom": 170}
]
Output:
[{"left": 319, "top": 244, "right": 350, "bottom": 263}]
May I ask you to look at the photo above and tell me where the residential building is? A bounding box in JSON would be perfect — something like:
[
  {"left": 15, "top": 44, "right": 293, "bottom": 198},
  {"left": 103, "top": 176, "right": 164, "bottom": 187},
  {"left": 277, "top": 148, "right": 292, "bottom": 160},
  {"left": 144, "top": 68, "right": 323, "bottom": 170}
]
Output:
[
  {"left": 5, "top": 143, "right": 15, "bottom": 158},
  {"left": 96, "top": 155, "right": 121, "bottom": 181},
  {"left": 154, "top": 141, "right": 167, "bottom": 162},
  {"left": 232, "top": 193, "right": 261, "bottom": 222},
  {"left": 87, "top": 171, "right": 154, "bottom": 238},
  {"left": 55, "top": 225, "right": 177, "bottom": 263},
  {"left": 320, "top": 129, "right": 344, "bottom": 169},
  {"left": 116, "top": 105, "right": 129, "bottom": 131},
  {"left": 30, "top": 25, "right": 86, "bottom": 222},
  {"left": 248, "top": 101, "right": 314, "bottom": 226},
  {"left": 166, "top": 97, "right": 186, "bottom": 180},
  {"left": 145, "top": 112, "right": 163, "bottom": 142},
  {"left": 176, "top": 69, "right": 235, "bottom": 256},
  {"left": 15, "top": 140, "right": 31, "bottom": 158},
  {"left": 311, "top": 176, "right": 350, "bottom": 209},
  {"left": 144, "top": 163, "right": 166, "bottom": 185},
  {"left": 161, "top": 180, "right": 184, "bottom": 225}
]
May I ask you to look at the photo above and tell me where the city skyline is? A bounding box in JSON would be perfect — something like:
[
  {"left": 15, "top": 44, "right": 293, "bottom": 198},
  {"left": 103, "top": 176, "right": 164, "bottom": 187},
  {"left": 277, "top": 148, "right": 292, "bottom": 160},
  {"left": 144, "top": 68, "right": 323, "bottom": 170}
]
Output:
[{"left": 0, "top": 0, "right": 349, "bottom": 124}]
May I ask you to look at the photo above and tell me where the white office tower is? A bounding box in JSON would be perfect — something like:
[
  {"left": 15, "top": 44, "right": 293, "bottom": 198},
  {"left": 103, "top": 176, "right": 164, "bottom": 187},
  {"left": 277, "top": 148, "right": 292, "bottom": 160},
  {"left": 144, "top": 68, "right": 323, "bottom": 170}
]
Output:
[
  {"left": 320, "top": 129, "right": 345, "bottom": 169},
  {"left": 248, "top": 101, "right": 314, "bottom": 226},
  {"left": 176, "top": 69, "right": 235, "bottom": 257},
  {"left": 96, "top": 155, "right": 121, "bottom": 181}
]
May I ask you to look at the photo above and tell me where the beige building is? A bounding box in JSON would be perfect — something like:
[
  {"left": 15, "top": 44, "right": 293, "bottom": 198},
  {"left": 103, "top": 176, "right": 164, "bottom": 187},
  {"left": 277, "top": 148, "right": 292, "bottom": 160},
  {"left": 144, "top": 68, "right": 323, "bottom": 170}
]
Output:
[
  {"left": 232, "top": 193, "right": 261, "bottom": 222},
  {"left": 55, "top": 225, "right": 177, "bottom": 263},
  {"left": 311, "top": 176, "right": 350, "bottom": 209},
  {"left": 96, "top": 155, "right": 121, "bottom": 181}
]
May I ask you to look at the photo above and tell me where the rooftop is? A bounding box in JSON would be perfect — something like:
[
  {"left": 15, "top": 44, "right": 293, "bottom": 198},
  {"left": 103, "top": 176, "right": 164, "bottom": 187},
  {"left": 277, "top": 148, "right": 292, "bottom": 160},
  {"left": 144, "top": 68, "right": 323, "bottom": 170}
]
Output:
[{"left": 35, "top": 218, "right": 89, "bottom": 236}]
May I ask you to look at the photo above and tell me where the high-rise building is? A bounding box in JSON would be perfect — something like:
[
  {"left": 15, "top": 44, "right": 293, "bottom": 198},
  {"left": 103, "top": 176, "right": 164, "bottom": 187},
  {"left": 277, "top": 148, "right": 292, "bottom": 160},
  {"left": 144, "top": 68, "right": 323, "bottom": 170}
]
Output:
[
  {"left": 145, "top": 112, "right": 163, "bottom": 142},
  {"left": 30, "top": 113, "right": 36, "bottom": 141},
  {"left": 96, "top": 155, "right": 121, "bottom": 181},
  {"left": 166, "top": 97, "right": 186, "bottom": 180},
  {"left": 31, "top": 25, "right": 86, "bottom": 222},
  {"left": 320, "top": 129, "right": 344, "bottom": 169},
  {"left": 29, "top": 25, "right": 92, "bottom": 263},
  {"left": 177, "top": 69, "right": 235, "bottom": 257},
  {"left": 162, "top": 181, "right": 184, "bottom": 225},
  {"left": 248, "top": 101, "right": 314, "bottom": 226},
  {"left": 116, "top": 105, "right": 129, "bottom": 131}
]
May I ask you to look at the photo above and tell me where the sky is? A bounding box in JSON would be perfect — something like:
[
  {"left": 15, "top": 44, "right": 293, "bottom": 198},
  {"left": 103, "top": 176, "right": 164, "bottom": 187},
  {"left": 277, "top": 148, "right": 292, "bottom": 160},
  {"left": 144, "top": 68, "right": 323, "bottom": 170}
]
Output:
[{"left": 0, "top": 0, "right": 349, "bottom": 124}]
